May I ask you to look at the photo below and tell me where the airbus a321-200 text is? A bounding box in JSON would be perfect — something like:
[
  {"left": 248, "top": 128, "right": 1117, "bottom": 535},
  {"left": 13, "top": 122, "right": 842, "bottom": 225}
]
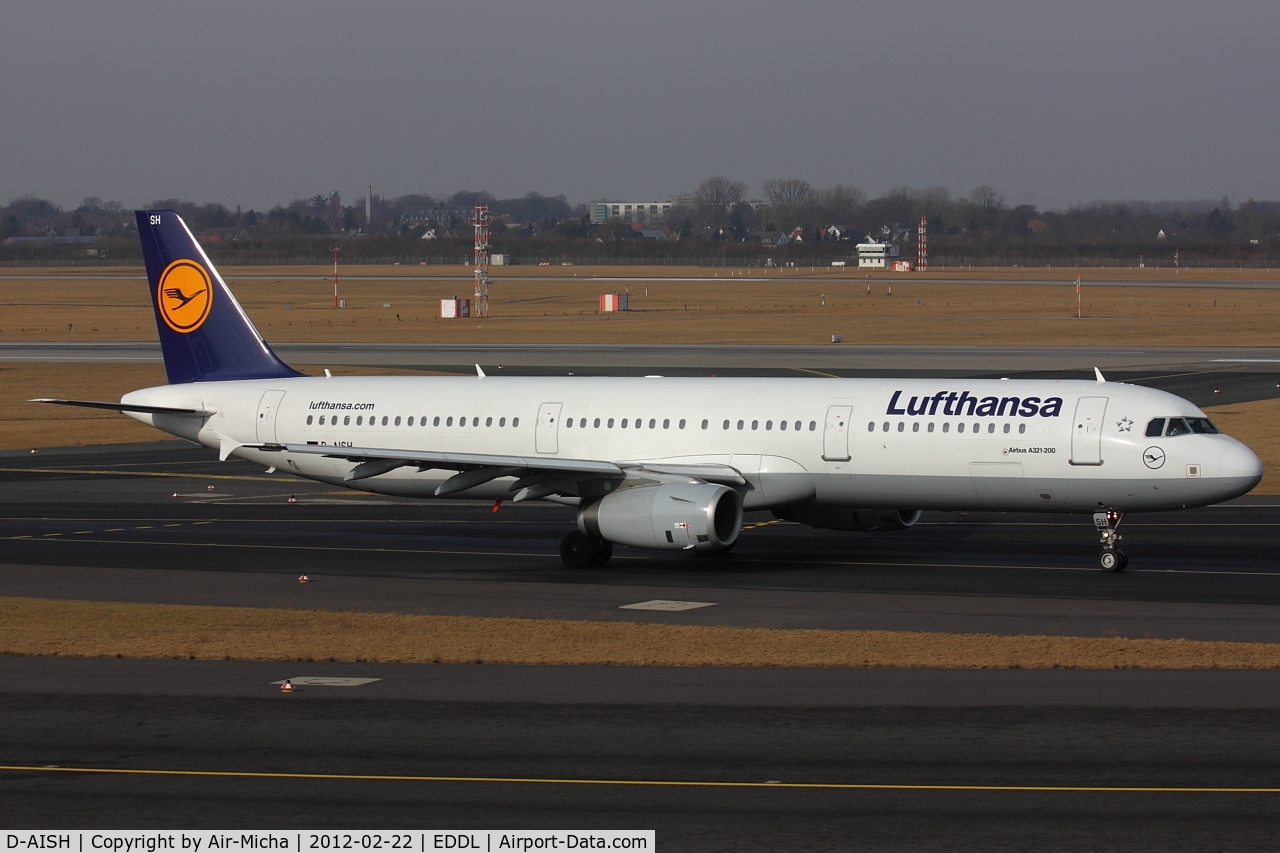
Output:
[{"left": 36, "top": 211, "right": 1264, "bottom": 571}]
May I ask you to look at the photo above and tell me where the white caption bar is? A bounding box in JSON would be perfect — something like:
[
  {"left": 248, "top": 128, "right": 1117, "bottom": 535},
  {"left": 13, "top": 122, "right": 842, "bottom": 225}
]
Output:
[{"left": 4, "top": 833, "right": 655, "bottom": 853}]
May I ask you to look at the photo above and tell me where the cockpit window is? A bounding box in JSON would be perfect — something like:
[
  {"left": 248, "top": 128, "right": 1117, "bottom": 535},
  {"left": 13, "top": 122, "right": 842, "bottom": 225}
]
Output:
[
  {"left": 1145, "top": 418, "right": 1165, "bottom": 437},
  {"left": 1165, "top": 418, "right": 1192, "bottom": 437},
  {"left": 1186, "top": 417, "right": 1219, "bottom": 434}
]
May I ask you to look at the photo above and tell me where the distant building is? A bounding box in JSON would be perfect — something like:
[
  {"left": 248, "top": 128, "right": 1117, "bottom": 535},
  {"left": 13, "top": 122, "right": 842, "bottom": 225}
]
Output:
[
  {"left": 588, "top": 201, "right": 673, "bottom": 225},
  {"left": 748, "top": 230, "right": 789, "bottom": 246},
  {"left": 856, "top": 241, "right": 900, "bottom": 268}
]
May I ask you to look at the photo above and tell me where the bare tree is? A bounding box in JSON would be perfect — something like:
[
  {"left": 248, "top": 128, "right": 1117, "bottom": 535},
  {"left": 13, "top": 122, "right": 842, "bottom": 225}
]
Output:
[
  {"left": 763, "top": 178, "right": 817, "bottom": 228},
  {"left": 969, "top": 184, "right": 1004, "bottom": 212},
  {"left": 693, "top": 176, "right": 747, "bottom": 228}
]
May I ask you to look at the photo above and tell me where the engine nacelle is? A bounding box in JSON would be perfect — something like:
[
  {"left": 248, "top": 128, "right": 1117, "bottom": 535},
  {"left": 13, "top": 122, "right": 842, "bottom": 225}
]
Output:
[
  {"left": 578, "top": 482, "right": 743, "bottom": 551},
  {"left": 774, "top": 507, "right": 922, "bottom": 533}
]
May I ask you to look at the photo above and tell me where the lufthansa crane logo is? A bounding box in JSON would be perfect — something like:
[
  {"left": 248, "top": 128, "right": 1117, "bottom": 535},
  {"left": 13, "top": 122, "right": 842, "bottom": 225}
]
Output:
[
  {"left": 156, "top": 260, "right": 213, "bottom": 333},
  {"left": 1142, "top": 446, "right": 1166, "bottom": 469}
]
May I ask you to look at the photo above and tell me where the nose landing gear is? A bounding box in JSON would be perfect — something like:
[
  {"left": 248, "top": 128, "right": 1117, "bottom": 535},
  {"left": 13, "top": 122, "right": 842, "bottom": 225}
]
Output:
[{"left": 1094, "top": 509, "right": 1128, "bottom": 572}]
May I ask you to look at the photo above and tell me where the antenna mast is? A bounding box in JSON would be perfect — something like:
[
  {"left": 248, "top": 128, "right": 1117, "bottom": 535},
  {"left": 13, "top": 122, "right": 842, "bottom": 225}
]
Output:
[{"left": 473, "top": 203, "right": 491, "bottom": 319}]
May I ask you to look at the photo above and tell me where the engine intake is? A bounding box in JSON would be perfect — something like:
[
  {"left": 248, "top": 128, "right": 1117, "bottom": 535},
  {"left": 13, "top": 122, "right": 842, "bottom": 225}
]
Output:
[
  {"left": 774, "top": 507, "right": 922, "bottom": 532},
  {"left": 579, "top": 482, "right": 742, "bottom": 551}
]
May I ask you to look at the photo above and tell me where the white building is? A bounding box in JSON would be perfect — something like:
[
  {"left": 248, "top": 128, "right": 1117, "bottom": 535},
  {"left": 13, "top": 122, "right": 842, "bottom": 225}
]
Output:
[
  {"left": 588, "top": 201, "right": 673, "bottom": 225},
  {"left": 855, "top": 241, "right": 900, "bottom": 269}
]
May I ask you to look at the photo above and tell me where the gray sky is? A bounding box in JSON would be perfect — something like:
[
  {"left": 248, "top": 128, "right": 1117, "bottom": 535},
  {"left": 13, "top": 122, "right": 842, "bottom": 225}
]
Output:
[{"left": 3, "top": 0, "right": 1277, "bottom": 212}]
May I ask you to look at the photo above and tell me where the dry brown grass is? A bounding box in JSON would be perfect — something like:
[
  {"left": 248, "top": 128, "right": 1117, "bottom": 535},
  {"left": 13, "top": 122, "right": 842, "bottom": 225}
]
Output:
[
  {"left": 1, "top": 596, "right": 1277, "bottom": 669},
  {"left": 3, "top": 265, "right": 1280, "bottom": 346}
]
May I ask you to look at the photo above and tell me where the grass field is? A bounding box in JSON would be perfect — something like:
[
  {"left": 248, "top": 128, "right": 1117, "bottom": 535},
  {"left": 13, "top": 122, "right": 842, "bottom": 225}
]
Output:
[
  {"left": 3, "top": 596, "right": 1279, "bottom": 669},
  {"left": 2, "top": 264, "right": 1279, "bottom": 346}
]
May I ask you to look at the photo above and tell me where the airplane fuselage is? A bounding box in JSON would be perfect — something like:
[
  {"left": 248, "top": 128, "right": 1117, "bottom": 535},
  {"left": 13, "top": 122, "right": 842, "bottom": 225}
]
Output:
[{"left": 122, "top": 374, "right": 1262, "bottom": 514}]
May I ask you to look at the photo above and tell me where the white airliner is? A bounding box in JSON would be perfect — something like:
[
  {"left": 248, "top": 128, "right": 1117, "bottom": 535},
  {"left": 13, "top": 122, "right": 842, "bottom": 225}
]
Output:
[{"left": 37, "top": 210, "right": 1264, "bottom": 572}]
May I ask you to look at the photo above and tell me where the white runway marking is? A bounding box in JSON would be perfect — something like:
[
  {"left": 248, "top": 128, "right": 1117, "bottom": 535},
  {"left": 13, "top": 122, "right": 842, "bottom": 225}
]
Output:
[{"left": 619, "top": 600, "right": 717, "bottom": 612}]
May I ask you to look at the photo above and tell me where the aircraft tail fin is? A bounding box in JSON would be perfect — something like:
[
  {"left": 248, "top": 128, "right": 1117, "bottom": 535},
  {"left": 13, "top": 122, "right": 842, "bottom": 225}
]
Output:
[{"left": 136, "top": 209, "right": 304, "bottom": 384}]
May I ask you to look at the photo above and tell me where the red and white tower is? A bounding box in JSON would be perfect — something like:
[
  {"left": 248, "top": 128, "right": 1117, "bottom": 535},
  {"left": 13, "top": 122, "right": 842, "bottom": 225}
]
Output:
[
  {"left": 473, "top": 203, "right": 491, "bottom": 319},
  {"left": 916, "top": 216, "right": 928, "bottom": 271}
]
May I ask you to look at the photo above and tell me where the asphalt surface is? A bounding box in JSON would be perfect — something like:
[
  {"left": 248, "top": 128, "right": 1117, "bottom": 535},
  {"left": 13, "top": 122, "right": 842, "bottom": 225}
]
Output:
[{"left": 4, "top": 359, "right": 1280, "bottom": 845}]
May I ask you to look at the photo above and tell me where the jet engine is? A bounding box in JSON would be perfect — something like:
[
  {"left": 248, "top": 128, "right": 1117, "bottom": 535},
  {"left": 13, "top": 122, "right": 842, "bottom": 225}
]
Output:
[
  {"left": 774, "top": 507, "right": 922, "bottom": 532},
  {"left": 578, "top": 482, "right": 742, "bottom": 551}
]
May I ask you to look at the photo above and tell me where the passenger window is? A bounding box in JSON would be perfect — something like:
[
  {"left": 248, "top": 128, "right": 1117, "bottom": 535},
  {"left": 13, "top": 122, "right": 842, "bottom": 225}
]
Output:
[
  {"left": 649, "top": 419, "right": 656, "bottom": 429},
  {"left": 912, "top": 422, "right": 920, "bottom": 433},
  {"left": 1018, "top": 423, "right": 1026, "bottom": 434},
  {"left": 943, "top": 423, "right": 950, "bottom": 433},
  {"left": 1166, "top": 418, "right": 1192, "bottom": 437},
  {"left": 958, "top": 423, "right": 965, "bottom": 433},
  {"left": 973, "top": 423, "right": 979, "bottom": 433},
  {"left": 751, "top": 420, "right": 758, "bottom": 430},
  {"left": 381, "top": 416, "right": 388, "bottom": 426},
  {"left": 607, "top": 418, "right": 615, "bottom": 428},
  {"left": 621, "top": 419, "right": 628, "bottom": 428},
  {"left": 701, "top": 419, "right": 708, "bottom": 429},
  {"left": 446, "top": 417, "right": 453, "bottom": 426},
  {"left": 344, "top": 416, "right": 350, "bottom": 426},
  {"left": 566, "top": 418, "right": 573, "bottom": 429},
  {"left": 882, "top": 422, "right": 889, "bottom": 432},
  {"left": 594, "top": 418, "right": 601, "bottom": 428},
  {"left": 394, "top": 416, "right": 401, "bottom": 426},
  {"left": 407, "top": 417, "right": 414, "bottom": 426},
  {"left": 809, "top": 421, "right": 817, "bottom": 431},
  {"left": 780, "top": 420, "right": 788, "bottom": 431},
  {"left": 512, "top": 417, "right": 519, "bottom": 427},
  {"left": 897, "top": 422, "right": 904, "bottom": 432},
  {"left": 638, "top": 419, "right": 645, "bottom": 429},
  {"left": 433, "top": 416, "right": 440, "bottom": 426},
  {"left": 765, "top": 420, "right": 773, "bottom": 430},
  {"left": 928, "top": 422, "right": 934, "bottom": 433},
  {"left": 663, "top": 419, "right": 670, "bottom": 429},
  {"left": 988, "top": 423, "right": 995, "bottom": 434},
  {"left": 473, "top": 417, "right": 479, "bottom": 427},
  {"left": 868, "top": 422, "right": 875, "bottom": 432},
  {"left": 1002, "top": 423, "right": 1009, "bottom": 434},
  {"left": 486, "top": 417, "right": 492, "bottom": 427},
  {"left": 500, "top": 417, "right": 506, "bottom": 427},
  {"left": 723, "top": 420, "right": 730, "bottom": 430},
  {"left": 679, "top": 419, "right": 686, "bottom": 429},
  {"left": 1145, "top": 418, "right": 1165, "bottom": 437},
  {"left": 319, "top": 415, "right": 326, "bottom": 425},
  {"left": 306, "top": 415, "right": 313, "bottom": 425},
  {"left": 737, "top": 420, "right": 744, "bottom": 430},
  {"left": 357, "top": 416, "right": 364, "bottom": 426}
]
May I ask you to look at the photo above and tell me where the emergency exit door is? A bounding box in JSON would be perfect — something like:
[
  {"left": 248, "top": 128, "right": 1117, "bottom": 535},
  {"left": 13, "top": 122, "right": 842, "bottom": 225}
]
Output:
[
  {"left": 822, "top": 405, "right": 853, "bottom": 462},
  {"left": 255, "top": 390, "right": 287, "bottom": 443},
  {"left": 1070, "top": 396, "right": 1108, "bottom": 465},
  {"left": 535, "top": 402, "right": 562, "bottom": 454}
]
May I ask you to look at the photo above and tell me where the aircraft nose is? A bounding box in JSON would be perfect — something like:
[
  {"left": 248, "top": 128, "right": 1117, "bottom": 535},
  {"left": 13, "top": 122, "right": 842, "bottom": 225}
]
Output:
[{"left": 1220, "top": 441, "right": 1263, "bottom": 486}]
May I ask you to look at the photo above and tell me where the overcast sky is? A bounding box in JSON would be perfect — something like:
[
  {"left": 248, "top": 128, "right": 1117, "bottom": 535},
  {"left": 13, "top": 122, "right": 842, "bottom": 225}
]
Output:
[{"left": 3, "top": 0, "right": 1277, "bottom": 212}]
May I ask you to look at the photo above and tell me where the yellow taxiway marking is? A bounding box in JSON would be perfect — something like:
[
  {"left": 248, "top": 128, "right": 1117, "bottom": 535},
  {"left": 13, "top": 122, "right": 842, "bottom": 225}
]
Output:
[
  {"left": 788, "top": 367, "right": 841, "bottom": 378},
  {"left": 2, "top": 764, "right": 1278, "bottom": 793}
]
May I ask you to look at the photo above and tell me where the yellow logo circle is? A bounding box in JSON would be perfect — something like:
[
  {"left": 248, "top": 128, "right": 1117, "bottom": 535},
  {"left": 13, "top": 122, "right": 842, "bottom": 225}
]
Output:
[{"left": 157, "top": 260, "right": 213, "bottom": 334}]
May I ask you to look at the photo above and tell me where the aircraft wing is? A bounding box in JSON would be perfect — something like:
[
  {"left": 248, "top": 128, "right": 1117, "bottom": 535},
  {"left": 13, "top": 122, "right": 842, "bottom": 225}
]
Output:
[{"left": 243, "top": 442, "right": 745, "bottom": 500}]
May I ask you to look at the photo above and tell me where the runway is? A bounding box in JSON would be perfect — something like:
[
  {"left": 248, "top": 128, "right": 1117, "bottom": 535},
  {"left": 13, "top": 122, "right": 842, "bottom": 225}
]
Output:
[{"left": 5, "top": 424, "right": 1280, "bottom": 844}]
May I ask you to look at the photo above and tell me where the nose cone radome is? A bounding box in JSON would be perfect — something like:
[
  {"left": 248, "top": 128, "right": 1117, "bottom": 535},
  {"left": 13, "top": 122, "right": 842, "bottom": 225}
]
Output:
[{"left": 1221, "top": 442, "right": 1264, "bottom": 492}]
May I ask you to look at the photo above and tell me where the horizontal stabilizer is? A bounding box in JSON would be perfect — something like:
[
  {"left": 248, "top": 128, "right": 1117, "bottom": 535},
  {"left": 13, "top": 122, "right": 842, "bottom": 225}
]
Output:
[{"left": 30, "top": 398, "right": 215, "bottom": 417}]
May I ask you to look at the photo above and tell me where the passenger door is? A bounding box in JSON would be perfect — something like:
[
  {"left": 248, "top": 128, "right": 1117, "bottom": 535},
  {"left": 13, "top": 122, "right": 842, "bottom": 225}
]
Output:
[
  {"left": 535, "top": 402, "right": 562, "bottom": 454},
  {"left": 255, "top": 390, "right": 287, "bottom": 443},
  {"left": 822, "top": 405, "right": 853, "bottom": 462},
  {"left": 1070, "top": 396, "right": 1108, "bottom": 465}
]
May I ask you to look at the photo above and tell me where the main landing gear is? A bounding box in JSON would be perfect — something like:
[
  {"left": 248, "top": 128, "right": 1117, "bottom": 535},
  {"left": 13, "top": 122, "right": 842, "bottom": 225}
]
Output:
[
  {"left": 560, "top": 530, "right": 613, "bottom": 569},
  {"left": 1093, "top": 509, "right": 1128, "bottom": 572}
]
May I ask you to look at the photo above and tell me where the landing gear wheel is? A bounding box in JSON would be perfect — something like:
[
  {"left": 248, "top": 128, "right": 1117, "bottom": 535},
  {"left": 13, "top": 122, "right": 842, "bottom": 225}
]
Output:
[
  {"left": 1099, "top": 548, "right": 1128, "bottom": 573},
  {"left": 588, "top": 539, "right": 613, "bottom": 567},
  {"left": 560, "top": 531, "right": 598, "bottom": 569}
]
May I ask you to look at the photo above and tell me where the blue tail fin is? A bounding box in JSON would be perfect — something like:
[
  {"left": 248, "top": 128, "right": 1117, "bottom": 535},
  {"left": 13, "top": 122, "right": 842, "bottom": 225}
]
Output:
[{"left": 137, "top": 209, "right": 304, "bottom": 384}]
